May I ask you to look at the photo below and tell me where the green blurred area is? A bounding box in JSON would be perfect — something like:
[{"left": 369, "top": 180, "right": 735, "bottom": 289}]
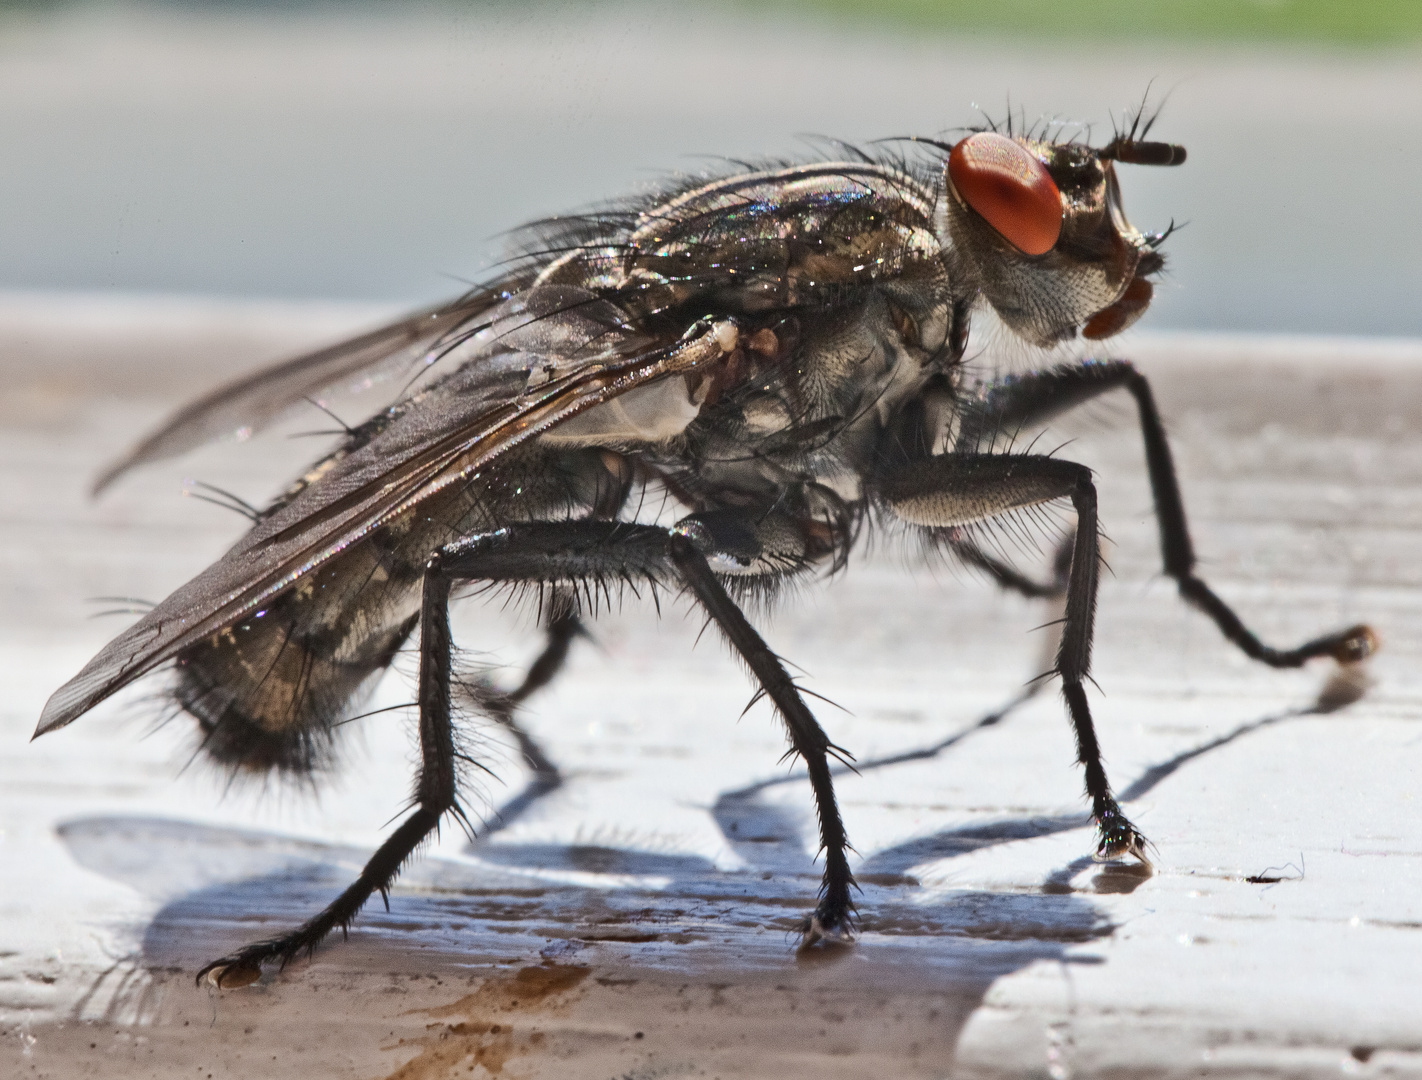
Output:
[
  {"left": 769, "top": 0, "right": 1422, "bottom": 44},
  {"left": 2, "top": 0, "right": 1420, "bottom": 45}
]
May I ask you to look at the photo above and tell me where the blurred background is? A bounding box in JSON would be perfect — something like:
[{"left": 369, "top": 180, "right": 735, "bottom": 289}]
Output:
[{"left": 0, "top": 0, "right": 1419, "bottom": 335}]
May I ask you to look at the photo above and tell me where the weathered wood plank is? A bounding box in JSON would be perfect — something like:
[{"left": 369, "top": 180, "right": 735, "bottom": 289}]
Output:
[{"left": 2, "top": 302, "right": 1420, "bottom": 1078}]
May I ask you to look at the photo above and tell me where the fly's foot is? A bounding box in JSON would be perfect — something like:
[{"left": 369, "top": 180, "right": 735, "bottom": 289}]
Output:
[
  {"left": 198, "top": 953, "right": 265, "bottom": 990},
  {"left": 1313, "top": 625, "right": 1378, "bottom": 712},
  {"left": 1333, "top": 624, "right": 1379, "bottom": 665},
  {"left": 196, "top": 931, "right": 313, "bottom": 989},
  {"left": 799, "top": 914, "right": 854, "bottom": 949},
  {"left": 1093, "top": 807, "right": 1152, "bottom": 866},
  {"left": 798, "top": 900, "right": 856, "bottom": 949}
]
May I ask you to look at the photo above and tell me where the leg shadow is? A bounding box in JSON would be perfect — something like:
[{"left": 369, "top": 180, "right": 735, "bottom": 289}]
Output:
[{"left": 54, "top": 669, "right": 1355, "bottom": 1029}]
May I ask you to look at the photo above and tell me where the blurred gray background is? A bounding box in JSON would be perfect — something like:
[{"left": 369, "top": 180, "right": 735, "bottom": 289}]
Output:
[{"left": 1, "top": 0, "right": 1420, "bottom": 335}]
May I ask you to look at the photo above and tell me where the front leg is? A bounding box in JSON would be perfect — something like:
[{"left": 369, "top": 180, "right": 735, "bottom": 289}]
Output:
[
  {"left": 956, "top": 360, "right": 1375, "bottom": 668},
  {"left": 879, "top": 453, "right": 1147, "bottom": 863}
]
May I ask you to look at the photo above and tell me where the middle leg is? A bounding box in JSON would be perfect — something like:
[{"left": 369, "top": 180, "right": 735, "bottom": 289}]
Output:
[
  {"left": 473, "top": 607, "right": 582, "bottom": 789},
  {"left": 440, "top": 519, "right": 857, "bottom": 942}
]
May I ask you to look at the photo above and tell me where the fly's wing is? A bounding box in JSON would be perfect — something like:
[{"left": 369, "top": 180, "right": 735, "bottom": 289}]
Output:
[
  {"left": 45, "top": 158, "right": 949, "bottom": 737},
  {"left": 38, "top": 287, "right": 735, "bottom": 737},
  {"left": 91, "top": 284, "right": 519, "bottom": 496},
  {"left": 93, "top": 158, "right": 941, "bottom": 497}
]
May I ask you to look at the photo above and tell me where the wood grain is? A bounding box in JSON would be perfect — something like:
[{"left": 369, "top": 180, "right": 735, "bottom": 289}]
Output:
[{"left": 2, "top": 300, "right": 1420, "bottom": 1078}]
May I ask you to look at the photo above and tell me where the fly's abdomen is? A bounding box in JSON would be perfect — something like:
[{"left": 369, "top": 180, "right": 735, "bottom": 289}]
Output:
[
  {"left": 174, "top": 534, "right": 425, "bottom": 774},
  {"left": 170, "top": 445, "right": 620, "bottom": 774}
]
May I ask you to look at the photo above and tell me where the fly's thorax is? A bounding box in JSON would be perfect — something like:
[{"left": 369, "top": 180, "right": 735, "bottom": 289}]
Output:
[
  {"left": 555, "top": 162, "right": 950, "bottom": 321},
  {"left": 782, "top": 289, "right": 948, "bottom": 438},
  {"left": 667, "top": 287, "right": 948, "bottom": 514}
]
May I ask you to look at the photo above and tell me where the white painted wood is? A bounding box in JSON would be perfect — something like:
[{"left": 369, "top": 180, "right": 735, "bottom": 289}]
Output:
[{"left": 2, "top": 300, "right": 1420, "bottom": 1078}]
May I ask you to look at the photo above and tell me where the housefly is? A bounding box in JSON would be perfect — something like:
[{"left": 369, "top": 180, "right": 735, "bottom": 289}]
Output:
[{"left": 37, "top": 110, "right": 1376, "bottom": 988}]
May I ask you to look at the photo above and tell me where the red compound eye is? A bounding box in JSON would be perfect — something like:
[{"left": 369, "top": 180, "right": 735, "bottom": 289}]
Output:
[{"left": 948, "top": 132, "right": 1063, "bottom": 256}]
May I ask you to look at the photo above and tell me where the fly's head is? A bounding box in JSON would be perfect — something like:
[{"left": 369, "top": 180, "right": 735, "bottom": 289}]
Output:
[{"left": 942, "top": 127, "right": 1185, "bottom": 347}]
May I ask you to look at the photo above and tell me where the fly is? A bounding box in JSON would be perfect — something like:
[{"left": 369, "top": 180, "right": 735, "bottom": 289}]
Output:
[{"left": 37, "top": 107, "right": 1377, "bottom": 988}]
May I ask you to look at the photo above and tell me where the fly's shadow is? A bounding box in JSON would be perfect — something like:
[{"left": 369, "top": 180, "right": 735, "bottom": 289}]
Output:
[{"left": 55, "top": 669, "right": 1356, "bottom": 1024}]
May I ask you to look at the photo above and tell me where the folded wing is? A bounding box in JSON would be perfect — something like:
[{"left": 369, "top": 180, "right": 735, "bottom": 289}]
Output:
[
  {"left": 92, "top": 287, "right": 517, "bottom": 495},
  {"left": 40, "top": 291, "right": 733, "bottom": 736}
]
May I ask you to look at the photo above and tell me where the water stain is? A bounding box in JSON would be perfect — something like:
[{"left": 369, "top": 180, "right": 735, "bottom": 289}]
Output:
[
  {"left": 430, "top": 963, "right": 591, "bottom": 1017},
  {"left": 382, "top": 964, "right": 589, "bottom": 1078},
  {"left": 384, "top": 1023, "right": 532, "bottom": 1079}
]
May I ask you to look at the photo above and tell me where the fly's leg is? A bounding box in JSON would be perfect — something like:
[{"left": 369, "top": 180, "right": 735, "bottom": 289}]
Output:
[
  {"left": 946, "top": 531, "right": 1074, "bottom": 599},
  {"left": 480, "top": 610, "right": 582, "bottom": 790},
  {"left": 664, "top": 530, "right": 855, "bottom": 945},
  {"left": 457, "top": 610, "right": 582, "bottom": 843},
  {"left": 200, "top": 518, "right": 853, "bottom": 983},
  {"left": 957, "top": 360, "right": 1376, "bottom": 666},
  {"left": 1051, "top": 466, "right": 1146, "bottom": 861},
  {"left": 445, "top": 519, "right": 853, "bottom": 944},
  {"left": 479, "top": 443, "right": 628, "bottom": 785},
  {"left": 879, "top": 453, "right": 1147, "bottom": 863},
  {"left": 197, "top": 556, "right": 470, "bottom": 988},
  {"left": 507, "top": 612, "right": 582, "bottom": 709},
  {"left": 947, "top": 533, "right": 1075, "bottom": 702}
]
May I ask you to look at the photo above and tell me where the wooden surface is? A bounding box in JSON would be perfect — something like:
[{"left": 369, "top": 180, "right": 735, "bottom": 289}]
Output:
[{"left": 2, "top": 297, "right": 1421, "bottom": 1078}]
